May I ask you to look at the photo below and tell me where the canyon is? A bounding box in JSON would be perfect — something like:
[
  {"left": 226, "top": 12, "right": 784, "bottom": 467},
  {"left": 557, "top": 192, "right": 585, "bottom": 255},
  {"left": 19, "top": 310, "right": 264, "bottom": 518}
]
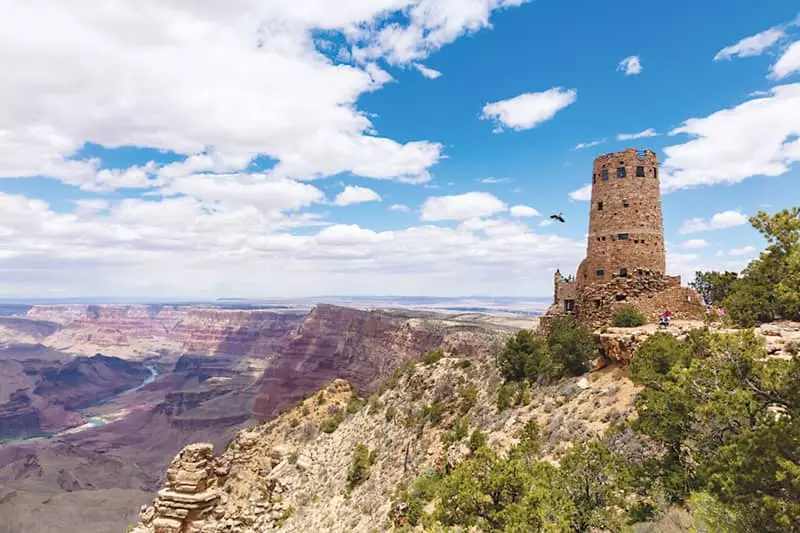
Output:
[{"left": 0, "top": 302, "right": 523, "bottom": 533}]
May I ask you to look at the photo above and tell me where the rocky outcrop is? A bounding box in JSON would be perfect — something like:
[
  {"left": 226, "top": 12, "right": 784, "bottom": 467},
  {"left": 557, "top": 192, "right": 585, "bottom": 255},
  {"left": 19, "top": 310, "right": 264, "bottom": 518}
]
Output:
[
  {"left": 252, "top": 304, "right": 507, "bottom": 418},
  {"left": 25, "top": 305, "right": 305, "bottom": 359},
  {"left": 134, "top": 443, "right": 224, "bottom": 533}
]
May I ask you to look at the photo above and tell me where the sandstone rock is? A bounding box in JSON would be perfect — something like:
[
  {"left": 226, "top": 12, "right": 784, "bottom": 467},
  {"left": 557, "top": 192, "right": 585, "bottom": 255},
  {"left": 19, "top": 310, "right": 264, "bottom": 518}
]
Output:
[{"left": 760, "top": 324, "right": 782, "bottom": 337}]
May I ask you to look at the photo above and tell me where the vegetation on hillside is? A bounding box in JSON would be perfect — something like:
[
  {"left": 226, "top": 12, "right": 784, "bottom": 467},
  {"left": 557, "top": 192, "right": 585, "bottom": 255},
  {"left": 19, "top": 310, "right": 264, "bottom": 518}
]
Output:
[
  {"left": 497, "top": 317, "right": 597, "bottom": 384},
  {"left": 392, "top": 318, "right": 800, "bottom": 532},
  {"left": 693, "top": 207, "right": 800, "bottom": 326}
]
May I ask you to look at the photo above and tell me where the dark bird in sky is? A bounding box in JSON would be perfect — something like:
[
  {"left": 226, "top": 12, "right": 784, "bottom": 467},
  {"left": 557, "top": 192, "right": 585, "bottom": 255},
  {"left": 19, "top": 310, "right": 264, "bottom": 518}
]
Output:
[{"left": 550, "top": 213, "right": 565, "bottom": 223}]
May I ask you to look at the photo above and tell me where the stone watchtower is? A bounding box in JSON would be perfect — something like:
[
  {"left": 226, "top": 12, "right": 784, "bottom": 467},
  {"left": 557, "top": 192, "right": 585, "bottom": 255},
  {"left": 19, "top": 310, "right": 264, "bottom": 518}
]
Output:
[
  {"left": 542, "top": 148, "right": 703, "bottom": 329},
  {"left": 576, "top": 149, "right": 665, "bottom": 291}
]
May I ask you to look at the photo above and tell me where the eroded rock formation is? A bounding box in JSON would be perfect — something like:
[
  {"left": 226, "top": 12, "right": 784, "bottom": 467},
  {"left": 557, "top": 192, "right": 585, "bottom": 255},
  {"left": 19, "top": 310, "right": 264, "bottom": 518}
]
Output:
[{"left": 135, "top": 443, "right": 225, "bottom": 533}]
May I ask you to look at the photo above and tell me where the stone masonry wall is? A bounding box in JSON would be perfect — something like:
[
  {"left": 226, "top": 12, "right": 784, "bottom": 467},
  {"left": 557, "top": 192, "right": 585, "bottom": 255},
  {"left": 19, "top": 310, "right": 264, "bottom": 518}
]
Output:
[
  {"left": 578, "top": 149, "right": 665, "bottom": 295},
  {"left": 576, "top": 272, "right": 704, "bottom": 328}
]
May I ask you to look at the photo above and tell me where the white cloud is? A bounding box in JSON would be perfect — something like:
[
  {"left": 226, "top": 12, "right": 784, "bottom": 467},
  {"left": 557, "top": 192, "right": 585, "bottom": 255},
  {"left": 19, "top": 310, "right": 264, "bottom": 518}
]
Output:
[
  {"left": 574, "top": 139, "right": 605, "bottom": 150},
  {"left": 480, "top": 177, "right": 512, "bottom": 184},
  {"left": 421, "top": 192, "right": 507, "bottom": 221},
  {"left": 0, "top": 191, "right": 588, "bottom": 298},
  {"left": 771, "top": 40, "right": 800, "bottom": 80},
  {"left": 413, "top": 63, "right": 442, "bottom": 79},
  {"left": 682, "top": 239, "right": 709, "bottom": 249},
  {"left": 333, "top": 185, "right": 382, "bottom": 206},
  {"left": 714, "top": 28, "right": 786, "bottom": 61},
  {"left": 0, "top": 0, "right": 535, "bottom": 189},
  {"left": 569, "top": 184, "right": 592, "bottom": 202},
  {"left": 539, "top": 218, "right": 554, "bottom": 227},
  {"left": 729, "top": 245, "right": 756, "bottom": 256},
  {"left": 389, "top": 204, "right": 411, "bottom": 212},
  {"left": 617, "top": 56, "right": 642, "bottom": 75},
  {"left": 509, "top": 205, "right": 540, "bottom": 218},
  {"left": 351, "top": 0, "right": 532, "bottom": 65},
  {"left": 679, "top": 210, "right": 749, "bottom": 234},
  {"left": 616, "top": 128, "right": 658, "bottom": 141},
  {"left": 661, "top": 83, "right": 800, "bottom": 191},
  {"left": 480, "top": 88, "right": 577, "bottom": 132}
]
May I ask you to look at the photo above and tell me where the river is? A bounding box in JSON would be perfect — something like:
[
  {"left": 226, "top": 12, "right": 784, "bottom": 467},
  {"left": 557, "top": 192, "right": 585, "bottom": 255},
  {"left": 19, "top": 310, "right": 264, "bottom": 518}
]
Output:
[{"left": 0, "top": 363, "right": 160, "bottom": 445}]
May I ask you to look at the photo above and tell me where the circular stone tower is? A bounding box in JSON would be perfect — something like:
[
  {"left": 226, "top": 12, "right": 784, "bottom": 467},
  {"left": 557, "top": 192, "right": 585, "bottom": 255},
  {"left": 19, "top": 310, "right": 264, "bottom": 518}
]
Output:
[{"left": 576, "top": 148, "right": 665, "bottom": 291}]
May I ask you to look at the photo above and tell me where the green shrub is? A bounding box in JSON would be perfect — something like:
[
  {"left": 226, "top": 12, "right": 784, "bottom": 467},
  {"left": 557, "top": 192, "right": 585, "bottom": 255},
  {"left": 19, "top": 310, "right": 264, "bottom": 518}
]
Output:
[
  {"left": 497, "top": 330, "right": 553, "bottom": 383},
  {"left": 548, "top": 317, "right": 598, "bottom": 377},
  {"left": 456, "top": 359, "right": 472, "bottom": 370},
  {"left": 346, "top": 444, "right": 378, "bottom": 492},
  {"left": 468, "top": 429, "right": 486, "bottom": 453},
  {"left": 458, "top": 384, "right": 478, "bottom": 414},
  {"left": 346, "top": 393, "right": 363, "bottom": 415},
  {"left": 288, "top": 418, "right": 299, "bottom": 428},
  {"left": 276, "top": 505, "right": 295, "bottom": 527},
  {"left": 613, "top": 307, "right": 646, "bottom": 327},
  {"left": 422, "top": 349, "right": 445, "bottom": 365},
  {"left": 321, "top": 409, "right": 345, "bottom": 433},
  {"left": 630, "top": 332, "right": 690, "bottom": 384},
  {"left": 444, "top": 416, "right": 469, "bottom": 445},
  {"left": 288, "top": 452, "right": 298, "bottom": 464},
  {"left": 423, "top": 402, "right": 445, "bottom": 425},
  {"left": 384, "top": 405, "right": 396, "bottom": 423}
]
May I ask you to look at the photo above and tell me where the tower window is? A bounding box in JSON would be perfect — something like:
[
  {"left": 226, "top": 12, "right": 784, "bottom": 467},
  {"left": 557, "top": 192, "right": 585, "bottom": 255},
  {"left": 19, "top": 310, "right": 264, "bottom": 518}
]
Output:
[
  {"left": 618, "top": 233, "right": 629, "bottom": 240},
  {"left": 601, "top": 169, "right": 609, "bottom": 180},
  {"left": 623, "top": 201, "right": 629, "bottom": 208},
  {"left": 636, "top": 166, "right": 645, "bottom": 177},
  {"left": 596, "top": 269, "right": 605, "bottom": 277},
  {"left": 597, "top": 201, "right": 604, "bottom": 211},
  {"left": 592, "top": 173, "right": 596, "bottom": 184},
  {"left": 615, "top": 294, "right": 627, "bottom": 301},
  {"left": 653, "top": 168, "right": 658, "bottom": 179},
  {"left": 617, "top": 167, "right": 626, "bottom": 178},
  {"left": 619, "top": 268, "right": 628, "bottom": 278}
]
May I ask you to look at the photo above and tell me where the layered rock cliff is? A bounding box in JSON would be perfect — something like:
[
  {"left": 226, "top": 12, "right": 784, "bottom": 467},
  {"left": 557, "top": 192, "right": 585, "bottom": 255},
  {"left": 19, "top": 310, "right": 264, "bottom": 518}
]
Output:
[
  {"left": 252, "top": 304, "right": 507, "bottom": 418},
  {"left": 25, "top": 305, "right": 305, "bottom": 359}
]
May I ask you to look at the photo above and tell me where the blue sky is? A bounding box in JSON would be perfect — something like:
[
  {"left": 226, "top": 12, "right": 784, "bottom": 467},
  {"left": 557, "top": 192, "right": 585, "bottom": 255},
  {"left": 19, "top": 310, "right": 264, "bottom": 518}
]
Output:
[{"left": 0, "top": 0, "right": 798, "bottom": 298}]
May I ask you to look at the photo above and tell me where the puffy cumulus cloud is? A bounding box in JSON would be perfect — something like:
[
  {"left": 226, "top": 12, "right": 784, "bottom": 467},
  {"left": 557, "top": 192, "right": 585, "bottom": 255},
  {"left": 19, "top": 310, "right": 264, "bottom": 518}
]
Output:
[
  {"left": 574, "top": 139, "right": 605, "bottom": 150},
  {"left": 617, "top": 56, "right": 642, "bottom": 75},
  {"left": 0, "top": 0, "right": 531, "bottom": 189},
  {"left": 389, "top": 204, "right": 411, "bottom": 212},
  {"left": 351, "top": 0, "right": 531, "bottom": 65},
  {"left": 771, "top": 40, "right": 800, "bottom": 80},
  {"left": 681, "top": 239, "right": 709, "bottom": 249},
  {"left": 509, "top": 205, "right": 540, "bottom": 218},
  {"left": 661, "top": 84, "right": 800, "bottom": 191},
  {"left": 679, "top": 210, "right": 749, "bottom": 234},
  {"left": 413, "top": 63, "right": 442, "bottom": 79},
  {"left": 617, "top": 128, "right": 658, "bottom": 141},
  {"left": 0, "top": 192, "right": 584, "bottom": 298},
  {"left": 480, "top": 88, "right": 577, "bottom": 132},
  {"left": 421, "top": 192, "right": 507, "bottom": 221},
  {"left": 333, "top": 185, "right": 382, "bottom": 206},
  {"left": 714, "top": 28, "right": 786, "bottom": 61},
  {"left": 569, "top": 184, "right": 592, "bottom": 202}
]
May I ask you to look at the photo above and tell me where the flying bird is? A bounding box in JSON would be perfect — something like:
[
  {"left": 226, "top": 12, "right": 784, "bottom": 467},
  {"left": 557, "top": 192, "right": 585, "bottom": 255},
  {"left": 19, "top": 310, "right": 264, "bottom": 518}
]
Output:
[{"left": 550, "top": 213, "right": 565, "bottom": 223}]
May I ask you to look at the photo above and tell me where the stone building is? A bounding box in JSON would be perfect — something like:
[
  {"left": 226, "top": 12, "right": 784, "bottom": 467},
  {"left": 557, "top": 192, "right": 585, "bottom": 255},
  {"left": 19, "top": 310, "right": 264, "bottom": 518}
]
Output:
[{"left": 542, "top": 148, "right": 704, "bottom": 330}]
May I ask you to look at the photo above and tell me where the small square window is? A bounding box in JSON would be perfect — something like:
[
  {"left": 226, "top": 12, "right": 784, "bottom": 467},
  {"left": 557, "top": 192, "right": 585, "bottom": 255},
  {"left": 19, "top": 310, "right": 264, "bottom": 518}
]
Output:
[
  {"left": 597, "top": 201, "right": 604, "bottom": 211},
  {"left": 618, "top": 233, "right": 629, "bottom": 240},
  {"left": 636, "top": 166, "right": 645, "bottom": 177},
  {"left": 634, "top": 239, "right": 639, "bottom": 244},
  {"left": 617, "top": 167, "right": 626, "bottom": 178},
  {"left": 653, "top": 168, "right": 658, "bottom": 179},
  {"left": 615, "top": 294, "right": 627, "bottom": 301},
  {"left": 596, "top": 269, "right": 605, "bottom": 277},
  {"left": 623, "top": 201, "right": 629, "bottom": 208},
  {"left": 619, "top": 268, "right": 628, "bottom": 278},
  {"left": 601, "top": 169, "right": 609, "bottom": 180}
]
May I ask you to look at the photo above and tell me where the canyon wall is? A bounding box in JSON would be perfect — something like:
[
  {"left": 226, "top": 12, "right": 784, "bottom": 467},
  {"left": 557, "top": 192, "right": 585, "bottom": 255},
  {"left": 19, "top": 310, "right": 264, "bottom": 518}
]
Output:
[
  {"left": 252, "top": 304, "right": 508, "bottom": 418},
  {"left": 25, "top": 305, "right": 305, "bottom": 359}
]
